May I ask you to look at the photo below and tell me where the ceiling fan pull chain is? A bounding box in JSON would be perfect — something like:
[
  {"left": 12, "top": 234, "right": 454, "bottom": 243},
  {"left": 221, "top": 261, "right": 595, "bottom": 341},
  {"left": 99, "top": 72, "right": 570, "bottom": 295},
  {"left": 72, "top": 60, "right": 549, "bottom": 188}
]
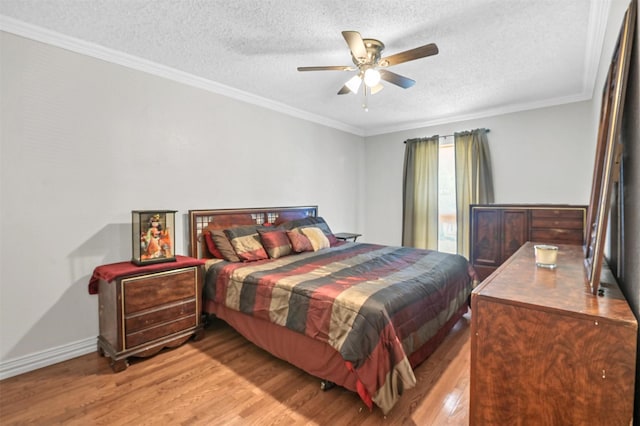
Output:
[{"left": 362, "top": 86, "right": 369, "bottom": 112}]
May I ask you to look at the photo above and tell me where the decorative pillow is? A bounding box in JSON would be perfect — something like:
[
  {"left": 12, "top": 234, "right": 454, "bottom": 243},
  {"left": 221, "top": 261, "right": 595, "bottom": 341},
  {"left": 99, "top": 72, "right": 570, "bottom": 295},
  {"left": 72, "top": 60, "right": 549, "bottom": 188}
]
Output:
[
  {"left": 224, "top": 226, "right": 269, "bottom": 261},
  {"left": 277, "top": 216, "right": 320, "bottom": 230},
  {"left": 286, "top": 230, "right": 313, "bottom": 253},
  {"left": 209, "top": 214, "right": 255, "bottom": 228},
  {"left": 258, "top": 229, "right": 292, "bottom": 259},
  {"left": 300, "top": 227, "right": 330, "bottom": 251},
  {"left": 203, "top": 231, "right": 224, "bottom": 259},
  {"left": 274, "top": 211, "right": 309, "bottom": 226},
  {"left": 277, "top": 216, "right": 338, "bottom": 246},
  {"left": 204, "top": 216, "right": 256, "bottom": 259},
  {"left": 210, "top": 230, "right": 241, "bottom": 262}
]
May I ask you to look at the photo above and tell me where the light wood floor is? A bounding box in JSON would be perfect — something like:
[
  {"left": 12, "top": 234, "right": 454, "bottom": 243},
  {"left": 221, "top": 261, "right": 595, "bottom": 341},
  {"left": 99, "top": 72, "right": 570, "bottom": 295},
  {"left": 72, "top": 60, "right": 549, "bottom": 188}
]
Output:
[{"left": 0, "top": 313, "right": 471, "bottom": 425}]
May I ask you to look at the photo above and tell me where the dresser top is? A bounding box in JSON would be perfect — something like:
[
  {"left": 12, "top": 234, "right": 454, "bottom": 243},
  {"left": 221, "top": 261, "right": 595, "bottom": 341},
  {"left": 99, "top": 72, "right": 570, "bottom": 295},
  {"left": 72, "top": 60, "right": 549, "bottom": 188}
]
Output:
[{"left": 472, "top": 242, "right": 637, "bottom": 326}]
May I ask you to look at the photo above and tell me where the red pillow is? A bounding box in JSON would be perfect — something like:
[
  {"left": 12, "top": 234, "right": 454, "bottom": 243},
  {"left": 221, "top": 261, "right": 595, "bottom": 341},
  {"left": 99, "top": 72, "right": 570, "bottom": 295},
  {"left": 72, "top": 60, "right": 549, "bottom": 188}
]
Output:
[
  {"left": 204, "top": 231, "right": 224, "bottom": 259},
  {"left": 286, "top": 230, "right": 313, "bottom": 253},
  {"left": 210, "top": 214, "right": 255, "bottom": 228},
  {"left": 259, "top": 229, "right": 292, "bottom": 259},
  {"left": 274, "top": 211, "right": 308, "bottom": 226}
]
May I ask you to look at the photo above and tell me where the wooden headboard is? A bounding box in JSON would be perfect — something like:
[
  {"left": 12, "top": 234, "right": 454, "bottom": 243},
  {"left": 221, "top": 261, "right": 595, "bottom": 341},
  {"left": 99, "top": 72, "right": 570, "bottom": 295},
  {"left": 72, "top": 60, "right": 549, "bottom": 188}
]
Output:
[{"left": 188, "top": 205, "right": 318, "bottom": 259}]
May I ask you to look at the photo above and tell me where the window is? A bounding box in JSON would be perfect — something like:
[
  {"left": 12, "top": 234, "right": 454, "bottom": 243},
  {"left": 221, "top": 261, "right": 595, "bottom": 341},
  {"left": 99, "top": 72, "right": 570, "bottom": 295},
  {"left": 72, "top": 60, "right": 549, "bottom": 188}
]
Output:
[
  {"left": 403, "top": 129, "right": 492, "bottom": 258},
  {"left": 438, "top": 141, "right": 456, "bottom": 254}
]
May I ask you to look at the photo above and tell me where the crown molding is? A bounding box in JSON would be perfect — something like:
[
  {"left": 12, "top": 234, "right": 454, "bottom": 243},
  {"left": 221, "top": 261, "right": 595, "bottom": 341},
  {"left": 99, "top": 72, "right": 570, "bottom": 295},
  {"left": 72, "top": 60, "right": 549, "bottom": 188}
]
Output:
[
  {"left": 0, "top": 15, "right": 365, "bottom": 137},
  {"left": 366, "top": 92, "right": 592, "bottom": 136},
  {"left": 582, "top": 0, "right": 612, "bottom": 99}
]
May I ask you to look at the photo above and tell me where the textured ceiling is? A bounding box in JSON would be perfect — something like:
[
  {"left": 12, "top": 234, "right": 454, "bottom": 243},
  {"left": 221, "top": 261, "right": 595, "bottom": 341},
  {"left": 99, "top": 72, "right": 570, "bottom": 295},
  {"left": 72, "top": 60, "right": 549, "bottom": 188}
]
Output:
[{"left": 0, "top": 0, "right": 610, "bottom": 136}]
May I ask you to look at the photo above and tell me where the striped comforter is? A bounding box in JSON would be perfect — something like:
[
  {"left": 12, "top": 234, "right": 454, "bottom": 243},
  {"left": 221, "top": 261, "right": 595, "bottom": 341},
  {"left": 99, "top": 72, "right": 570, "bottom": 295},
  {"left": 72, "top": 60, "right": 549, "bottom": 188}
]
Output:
[{"left": 204, "top": 242, "right": 474, "bottom": 413}]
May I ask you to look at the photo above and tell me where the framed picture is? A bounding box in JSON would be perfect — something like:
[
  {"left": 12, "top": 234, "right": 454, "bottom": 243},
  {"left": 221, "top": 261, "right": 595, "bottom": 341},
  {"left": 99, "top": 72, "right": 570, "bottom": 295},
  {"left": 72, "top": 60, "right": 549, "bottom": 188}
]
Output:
[
  {"left": 584, "top": 0, "right": 636, "bottom": 294},
  {"left": 132, "top": 210, "right": 177, "bottom": 266}
]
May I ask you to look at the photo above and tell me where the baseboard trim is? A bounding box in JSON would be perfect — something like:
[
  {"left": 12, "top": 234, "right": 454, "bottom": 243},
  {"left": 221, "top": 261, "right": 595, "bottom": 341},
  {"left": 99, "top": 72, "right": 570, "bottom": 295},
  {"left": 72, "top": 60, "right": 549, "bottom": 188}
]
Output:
[{"left": 0, "top": 337, "right": 96, "bottom": 380}]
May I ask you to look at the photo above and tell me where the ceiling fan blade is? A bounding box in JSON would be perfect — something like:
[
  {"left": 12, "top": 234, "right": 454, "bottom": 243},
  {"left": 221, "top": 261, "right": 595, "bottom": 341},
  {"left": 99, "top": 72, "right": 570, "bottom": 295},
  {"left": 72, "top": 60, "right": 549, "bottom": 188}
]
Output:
[
  {"left": 380, "top": 43, "right": 439, "bottom": 67},
  {"left": 379, "top": 69, "right": 415, "bottom": 89},
  {"left": 297, "top": 66, "right": 354, "bottom": 72},
  {"left": 342, "top": 31, "right": 367, "bottom": 62}
]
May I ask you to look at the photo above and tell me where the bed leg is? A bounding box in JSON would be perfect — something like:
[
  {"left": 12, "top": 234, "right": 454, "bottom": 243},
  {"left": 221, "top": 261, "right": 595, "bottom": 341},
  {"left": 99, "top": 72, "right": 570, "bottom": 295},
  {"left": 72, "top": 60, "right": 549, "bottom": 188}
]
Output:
[{"left": 320, "top": 380, "right": 336, "bottom": 391}]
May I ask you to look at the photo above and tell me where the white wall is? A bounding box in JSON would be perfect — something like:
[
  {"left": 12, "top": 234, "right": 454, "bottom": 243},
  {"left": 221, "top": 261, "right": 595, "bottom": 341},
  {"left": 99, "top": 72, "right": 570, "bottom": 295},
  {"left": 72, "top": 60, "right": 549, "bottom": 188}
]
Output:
[
  {"left": 363, "top": 101, "right": 594, "bottom": 246},
  {"left": 0, "top": 32, "right": 365, "bottom": 374}
]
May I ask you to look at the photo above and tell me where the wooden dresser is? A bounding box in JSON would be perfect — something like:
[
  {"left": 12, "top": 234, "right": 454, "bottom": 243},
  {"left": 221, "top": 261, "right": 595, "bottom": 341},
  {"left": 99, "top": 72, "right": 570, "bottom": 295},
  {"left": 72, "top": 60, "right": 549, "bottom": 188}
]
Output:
[
  {"left": 96, "top": 260, "right": 204, "bottom": 372},
  {"left": 470, "top": 242, "right": 637, "bottom": 425},
  {"left": 470, "top": 204, "right": 587, "bottom": 281}
]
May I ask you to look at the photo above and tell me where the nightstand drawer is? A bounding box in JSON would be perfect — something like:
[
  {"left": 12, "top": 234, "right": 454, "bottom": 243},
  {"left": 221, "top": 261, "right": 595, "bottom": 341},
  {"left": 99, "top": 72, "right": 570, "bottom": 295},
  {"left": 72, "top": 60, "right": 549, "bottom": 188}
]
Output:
[
  {"left": 126, "top": 315, "right": 197, "bottom": 348},
  {"left": 123, "top": 268, "right": 197, "bottom": 313},
  {"left": 125, "top": 300, "right": 196, "bottom": 333}
]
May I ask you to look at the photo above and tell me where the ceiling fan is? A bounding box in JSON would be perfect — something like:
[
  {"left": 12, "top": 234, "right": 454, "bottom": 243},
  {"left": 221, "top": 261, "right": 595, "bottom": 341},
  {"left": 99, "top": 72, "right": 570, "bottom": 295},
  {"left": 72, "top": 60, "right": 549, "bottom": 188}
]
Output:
[{"left": 297, "top": 31, "right": 439, "bottom": 100}]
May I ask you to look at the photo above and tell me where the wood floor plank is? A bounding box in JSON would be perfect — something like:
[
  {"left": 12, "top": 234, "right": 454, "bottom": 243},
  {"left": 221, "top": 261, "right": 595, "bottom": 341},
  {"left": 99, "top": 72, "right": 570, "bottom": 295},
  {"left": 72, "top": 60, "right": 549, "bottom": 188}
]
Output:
[{"left": 0, "top": 314, "right": 471, "bottom": 425}]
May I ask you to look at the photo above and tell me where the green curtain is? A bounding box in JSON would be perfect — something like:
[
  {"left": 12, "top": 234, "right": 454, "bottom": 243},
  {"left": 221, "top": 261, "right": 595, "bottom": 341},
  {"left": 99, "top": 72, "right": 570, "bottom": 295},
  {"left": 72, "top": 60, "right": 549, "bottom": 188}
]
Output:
[
  {"left": 402, "top": 136, "right": 439, "bottom": 249},
  {"left": 454, "top": 129, "right": 494, "bottom": 258}
]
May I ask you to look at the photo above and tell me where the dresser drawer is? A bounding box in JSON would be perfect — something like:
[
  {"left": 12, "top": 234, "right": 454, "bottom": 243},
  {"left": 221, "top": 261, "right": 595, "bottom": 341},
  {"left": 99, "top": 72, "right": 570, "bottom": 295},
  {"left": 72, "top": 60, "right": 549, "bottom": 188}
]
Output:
[
  {"left": 123, "top": 267, "right": 197, "bottom": 314},
  {"left": 531, "top": 208, "right": 584, "bottom": 231},
  {"left": 531, "top": 228, "right": 584, "bottom": 244},
  {"left": 125, "top": 300, "right": 196, "bottom": 333},
  {"left": 125, "top": 315, "right": 197, "bottom": 348},
  {"left": 531, "top": 209, "right": 584, "bottom": 219},
  {"left": 531, "top": 217, "right": 584, "bottom": 230}
]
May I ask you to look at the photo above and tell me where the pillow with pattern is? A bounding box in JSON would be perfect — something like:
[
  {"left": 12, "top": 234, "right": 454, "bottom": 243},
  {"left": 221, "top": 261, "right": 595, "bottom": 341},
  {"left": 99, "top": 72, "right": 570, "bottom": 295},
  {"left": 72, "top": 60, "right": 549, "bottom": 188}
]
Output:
[
  {"left": 273, "top": 211, "right": 309, "bottom": 226},
  {"left": 204, "top": 218, "right": 254, "bottom": 259},
  {"left": 300, "top": 227, "right": 330, "bottom": 251},
  {"left": 224, "top": 226, "right": 269, "bottom": 261},
  {"left": 286, "top": 230, "right": 313, "bottom": 253},
  {"left": 277, "top": 216, "right": 338, "bottom": 246},
  {"left": 258, "top": 229, "right": 292, "bottom": 259},
  {"left": 210, "top": 229, "right": 241, "bottom": 262}
]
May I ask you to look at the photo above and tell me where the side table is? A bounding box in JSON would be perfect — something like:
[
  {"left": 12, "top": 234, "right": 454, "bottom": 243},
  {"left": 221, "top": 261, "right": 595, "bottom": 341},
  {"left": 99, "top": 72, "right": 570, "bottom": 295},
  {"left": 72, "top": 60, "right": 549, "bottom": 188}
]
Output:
[
  {"left": 91, "top": 256, "right": 205, "bottom": 372},
  {"left": 334, "top": 232, "right": 362, "bottom": 242}
]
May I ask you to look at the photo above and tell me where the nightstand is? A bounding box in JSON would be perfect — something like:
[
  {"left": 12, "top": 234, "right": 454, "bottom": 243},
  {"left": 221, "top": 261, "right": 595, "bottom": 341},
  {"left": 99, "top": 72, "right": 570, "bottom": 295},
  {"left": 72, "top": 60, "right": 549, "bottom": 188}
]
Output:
[
  {"left": 92, "top": 256, "right": 205, "bottom": 372},
  {"left": 334, "top": 232, "right": 362, "bottom": 242}
]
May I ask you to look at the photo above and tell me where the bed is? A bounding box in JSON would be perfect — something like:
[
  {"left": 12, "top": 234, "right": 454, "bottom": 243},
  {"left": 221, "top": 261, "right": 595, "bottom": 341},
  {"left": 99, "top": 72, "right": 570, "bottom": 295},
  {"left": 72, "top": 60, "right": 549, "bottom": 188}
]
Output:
[{"left": 188, "top": 206, "right": 475, "bottom": 414}]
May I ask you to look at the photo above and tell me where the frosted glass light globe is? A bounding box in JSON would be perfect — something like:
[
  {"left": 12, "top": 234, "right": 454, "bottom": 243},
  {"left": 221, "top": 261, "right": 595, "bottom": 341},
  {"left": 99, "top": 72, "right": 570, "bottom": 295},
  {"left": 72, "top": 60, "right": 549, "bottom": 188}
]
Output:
[{"left": 363, "top": 68, "right": 381, "bottom": 87}]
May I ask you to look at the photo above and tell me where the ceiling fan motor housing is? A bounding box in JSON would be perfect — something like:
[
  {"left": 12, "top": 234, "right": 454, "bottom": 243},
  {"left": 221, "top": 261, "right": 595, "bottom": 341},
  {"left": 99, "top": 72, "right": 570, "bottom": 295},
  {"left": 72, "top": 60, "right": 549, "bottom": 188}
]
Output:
[{"left": 352, "top": 39, "right": 385, "bottom": 66}]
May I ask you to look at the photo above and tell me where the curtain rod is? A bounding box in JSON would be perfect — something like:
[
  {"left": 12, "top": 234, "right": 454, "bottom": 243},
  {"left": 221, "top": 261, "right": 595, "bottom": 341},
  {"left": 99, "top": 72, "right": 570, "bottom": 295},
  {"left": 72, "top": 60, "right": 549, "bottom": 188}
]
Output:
[
  {"left": 440, "top": 129, "right": 491, "bottom": 138},
  {"left": 404, "top": 129, "right": 490, "bottom": 143}
]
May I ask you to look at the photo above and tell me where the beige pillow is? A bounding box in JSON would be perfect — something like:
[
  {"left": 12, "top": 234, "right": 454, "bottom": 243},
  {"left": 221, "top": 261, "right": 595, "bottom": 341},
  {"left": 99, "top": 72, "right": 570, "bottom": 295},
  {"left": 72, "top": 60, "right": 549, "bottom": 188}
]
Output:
[{"left": 300, "top": 227, "right": 330, "bottom": 251}]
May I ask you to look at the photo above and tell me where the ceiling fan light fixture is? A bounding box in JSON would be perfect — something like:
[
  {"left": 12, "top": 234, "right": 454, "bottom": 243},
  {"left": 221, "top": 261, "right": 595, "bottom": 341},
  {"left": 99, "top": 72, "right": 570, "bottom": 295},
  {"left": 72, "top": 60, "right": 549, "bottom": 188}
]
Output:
[
  {"left": 370, "top": 82, "right": 384, "bottom": 95},
  {"left": 345, "top": 74, "right": 362, "bottom": 94},
  {"left": 363, "top": 68, "right": 381, "bottom": 87}
]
